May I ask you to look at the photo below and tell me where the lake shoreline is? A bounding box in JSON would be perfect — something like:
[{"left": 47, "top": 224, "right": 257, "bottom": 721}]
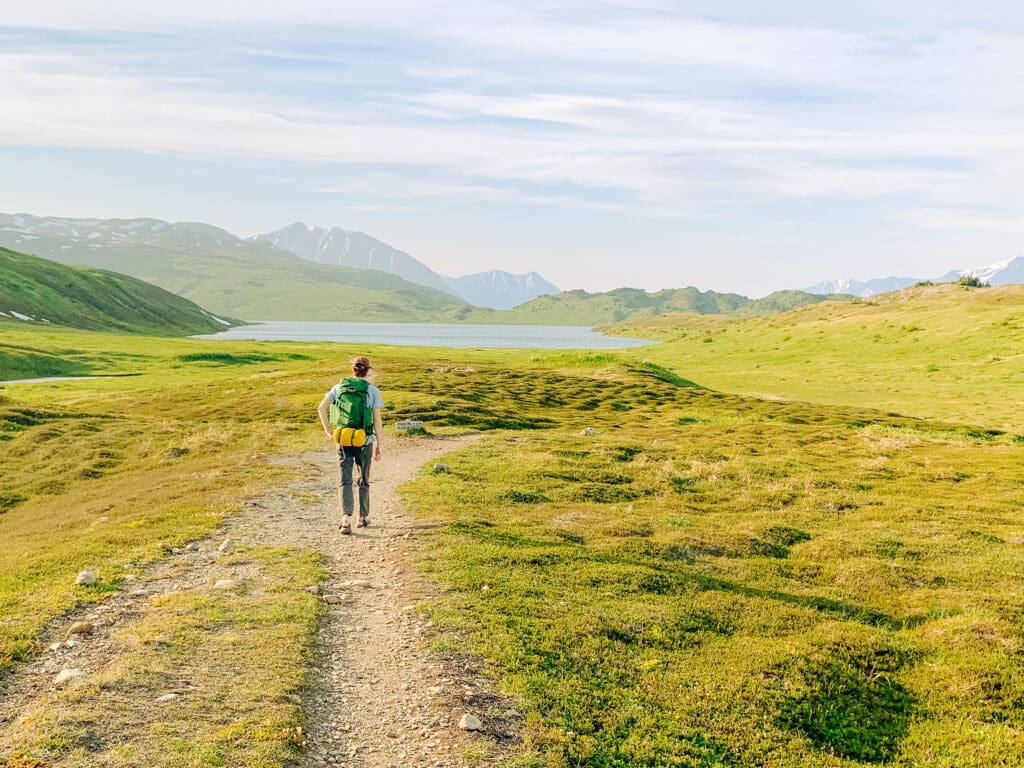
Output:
[{"left": 192, "top": 320, "right": 657, "bottom": 350}]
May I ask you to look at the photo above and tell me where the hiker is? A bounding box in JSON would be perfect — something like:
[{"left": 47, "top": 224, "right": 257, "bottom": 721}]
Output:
[{"left": 317, "top": 355, "right": 384, "bottom": 534}]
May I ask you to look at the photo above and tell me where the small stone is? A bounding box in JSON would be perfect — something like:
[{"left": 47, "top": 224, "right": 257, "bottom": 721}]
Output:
[
  {"left": 155, "top": 693, "right": 180, "bottom": 703},
  {"left": 386, "top": 731, "right": 398, "bottom": 738},
  {"left": 341, "top": 579, "right": 372, "bottom": 589},
  {"left": 305, "top": 585, "right": 320, "bottom": 595},
  {"left": 580, "top": 427, "right": 598, "bottom": 436},
  {"left": 48, "top": 642, "right": 63, "bottom": 652},
  {"left": 53, "top": 668, "right": 85, "bottom": 687},
  {"left": 457, "top": 713, "right": 482, "bottom": 731},
  {"left": 322, "top": 594, "right": 342, "bottom": 605},
  {"left": 481, "top": 584, "right": 490, "bottom": 592},
  {"left": 96, "top": 516, "right": 109, "bottom": 523},
  {"left": 429, "top": 685, "right": 444, "bottom": 694},
  {"left": 218, "top": 539, "right": 234, "bottom": 554},
  {"left": 65, "top": 639, "right": 81, "bottom": 649},
  {"left": 213, "top": 579, "right": 237, "bottom": 590},
  {"left": 432, "top": 463, "right": 450, "bottom": 474},
  {"left": 75, "top": 570, "right": 97, "bottom": 586},
  {"left": 68, "top": 621, "right": 94, "bottom": 636},
  {"left": 185, "top": 543, "right": 200, "bottom": 552}
]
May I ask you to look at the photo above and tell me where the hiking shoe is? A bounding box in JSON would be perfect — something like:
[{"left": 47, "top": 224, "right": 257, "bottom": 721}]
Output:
[
  {"left": 340, "top": 516, "right": 353, "bottom": 535},
  {"left": 357, "top": 516, "right": 369, "bottom": 528}
]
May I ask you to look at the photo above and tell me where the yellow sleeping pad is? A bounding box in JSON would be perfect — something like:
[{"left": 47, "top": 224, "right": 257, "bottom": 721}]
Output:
[{"left": 333, "top": 427, "right": 367, "bottom": 447}]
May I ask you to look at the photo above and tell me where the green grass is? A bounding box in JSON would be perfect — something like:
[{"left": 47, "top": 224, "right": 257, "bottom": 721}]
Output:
[
  {"left": 398, "top": 364, "right": 1024, "bottom": 766},
  {"left": 3, "top": 281, "right": 1024, "bottom": 768},
  {"left": 0, "top": 248, "right": 235, "bottom": 335},
  {"left": 612, "top": 282, "right": 1024, "bottom": 431}
]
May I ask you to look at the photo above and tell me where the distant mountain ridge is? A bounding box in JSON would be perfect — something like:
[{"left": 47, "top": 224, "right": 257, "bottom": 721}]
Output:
[
  {"left": 444, "top": 270, "right": 560, "bottom": 310},
  {"left": 252, "top": 223, "right": 455, "bottom": 295},
  {"left": 0, "top": 213, "right": 470, "bottom": 322},
  {"left": 0, "top": 211, "right": 862, "bottom": 326},
  {"left": 806, "top": 255, "right": 1024, "bottom": 297},
  {"left": 254, "top": 222, "right": 559, "bottom": 309},
  {"left": 441, "top": 286, "right": 838, "bottom": 326},
  {"left": 0, "top": 247, "right": 235, "bottom": 336}
]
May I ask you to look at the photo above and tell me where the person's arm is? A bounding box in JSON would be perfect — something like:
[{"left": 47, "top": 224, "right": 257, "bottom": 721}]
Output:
[
  {"left": 372, "top": 407, "right": 383, "bottom": 460},
  {"left": 317, "top": 395, "right": 335, "bottom": 442}
]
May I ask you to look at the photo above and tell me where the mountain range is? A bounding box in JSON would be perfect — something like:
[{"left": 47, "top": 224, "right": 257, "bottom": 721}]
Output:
[
  {"left": 0, "top": 213, "right": 471, "bottom": 323},
  {"left": 0, "top": 214, "right": 558, "bottom": 311},
  {"left": 805, "top": 256, "right": 1024, "bottom": 297},
  {"left": 252, "top": 222, "right": 558, "bottom": 308}
]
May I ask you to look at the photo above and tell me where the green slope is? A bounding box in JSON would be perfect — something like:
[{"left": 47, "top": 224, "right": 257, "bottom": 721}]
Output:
[
  {"left": 0, "top": 227, "right": 468, "bottom": 322},
  {"left": 440, "top": 286, "right": 833, "bottom": 325},
  {"left": 612, "top": 282, "right": 1024, "bottom": 430},
  {"left": 0, "top": 248, "right": 235, "bottom": 337}
]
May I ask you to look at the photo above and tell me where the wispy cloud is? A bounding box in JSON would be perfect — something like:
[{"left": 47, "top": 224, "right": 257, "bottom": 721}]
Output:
[{"left": 2, "top": 2, "right": 1023, "bottom": 293}]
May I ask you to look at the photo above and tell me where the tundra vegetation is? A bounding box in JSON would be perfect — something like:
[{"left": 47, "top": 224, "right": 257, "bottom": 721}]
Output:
[{"left": 2, "top": 282, "right": 1023, "bottom": 767}]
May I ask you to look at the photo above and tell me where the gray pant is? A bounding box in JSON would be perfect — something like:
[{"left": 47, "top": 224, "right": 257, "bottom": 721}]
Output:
[{"left": 338, "top": 444, "right": 373, "bottom": 518}]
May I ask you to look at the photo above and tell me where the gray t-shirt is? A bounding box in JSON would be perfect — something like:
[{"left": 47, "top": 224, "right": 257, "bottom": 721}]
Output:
[{"left": 325, "top": 381, "right": 383, "bottom": 444}]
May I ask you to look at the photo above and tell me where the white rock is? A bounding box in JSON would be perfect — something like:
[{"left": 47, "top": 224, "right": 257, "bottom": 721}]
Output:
[
  {"left": 457, "top": 713, "right": 482, "bottom": 731},
  {"left": 75, "top": 570, "right": 97, "bottom": 586},
  {"left": 185, "top": 543, "right": 200, "bottom": 552},
  {"left": 432, "top": 463, "right": 451, "bottom": 474},
  {"left": 580, "top": 427, "right": 598, "bottom": 436},
  {"left": 48, "top": 642, "right": 63, "bottom": 652},
  {"left": 155, "top": 693, "right": 180, "bottom": 703},
  {"left": 305, "top": 585, "right": 320, "bottom": 594},
  {"left": 213, "top": 579, "right": 237, "bottom": 590},
  {"left": 217, "top": 539, "right": 234, "bottom": 554},
  {"left": 53, "top": 668, "right": 85, "bottom": 687},
  {"left": 65, "top": 639, "right": 81, "bottom": 649}
]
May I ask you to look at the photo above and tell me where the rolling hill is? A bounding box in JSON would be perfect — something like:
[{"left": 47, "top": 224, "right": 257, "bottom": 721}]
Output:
[
  {"left": 612, "top": 281, "right": 1024, "bottom": 430},
  {"left": 440, "top": 286, "right": 836, "bottom": 325},
  {"left": 0, "top": 213, "right": 834, "bottom": 324},
  {"left": 0, "top": 214, "right": 470, "bottom": 321},
  {"left": 0, "top": 247, "right": 236, "bottom": 336}
]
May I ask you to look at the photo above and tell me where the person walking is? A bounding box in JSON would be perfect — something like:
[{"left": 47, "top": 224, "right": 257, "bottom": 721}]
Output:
[{"left": 317, "top": 355, "right": 384, "bottom": 534}]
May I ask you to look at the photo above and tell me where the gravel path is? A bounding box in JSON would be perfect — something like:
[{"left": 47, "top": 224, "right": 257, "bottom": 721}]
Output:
[{"left": 0, "top": 433, "right": 520, "bottom": 767}]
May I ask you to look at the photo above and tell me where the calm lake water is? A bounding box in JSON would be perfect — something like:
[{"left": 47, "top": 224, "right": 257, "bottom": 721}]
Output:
[{"left": 194, "top": 321, "right": 656, "bottom": 349}]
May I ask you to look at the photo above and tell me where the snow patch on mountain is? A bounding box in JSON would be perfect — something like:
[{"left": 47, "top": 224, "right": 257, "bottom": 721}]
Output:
[{"left": 806, "top": 255, "right": 1024, "bottom": 296}]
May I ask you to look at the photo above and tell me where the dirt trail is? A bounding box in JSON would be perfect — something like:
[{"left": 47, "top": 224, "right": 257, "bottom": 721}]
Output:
[
  {"left": 247, "top": 433, "right": 513, "bottom": 768},
  {"left": 0, "top": 434, "right": 518, "bottom": 767}
]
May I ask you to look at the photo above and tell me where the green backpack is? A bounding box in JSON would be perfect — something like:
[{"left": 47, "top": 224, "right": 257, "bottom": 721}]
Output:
[{"left": 329, "top": 377, "right": 373, "bottom": 434}]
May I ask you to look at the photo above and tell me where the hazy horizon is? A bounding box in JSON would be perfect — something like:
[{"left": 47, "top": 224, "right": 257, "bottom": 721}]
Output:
[{"left": 2, "top": 2, "right": 1022, "bottom": 297}]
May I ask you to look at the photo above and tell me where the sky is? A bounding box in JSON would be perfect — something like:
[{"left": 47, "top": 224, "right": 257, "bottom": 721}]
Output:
[{"left": 2, "top": 2, "right": 1023, "bottom": 297}]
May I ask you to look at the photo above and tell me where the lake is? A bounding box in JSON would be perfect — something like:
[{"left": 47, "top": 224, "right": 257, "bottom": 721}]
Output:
[{"left": 193, "top": 321, "right": 656, "bottom": 349}]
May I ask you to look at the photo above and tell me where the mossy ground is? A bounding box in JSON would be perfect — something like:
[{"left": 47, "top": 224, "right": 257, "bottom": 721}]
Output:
[{"left": 3, "top": 302, "right": 1023, "bottom": 767}]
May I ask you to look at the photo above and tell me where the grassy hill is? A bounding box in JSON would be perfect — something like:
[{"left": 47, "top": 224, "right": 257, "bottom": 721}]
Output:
[
  {"left": 0, "top": 248, "right": 236, "bottom": 340},
  {"left": 441, "top": 287, "right": 835, "bottom": 325},
  {"left": 612, "top": 282, "right": 1024, "bottom": 430},
  {"left": 0, "top": 217, "right": 470, "bottom": 321}
]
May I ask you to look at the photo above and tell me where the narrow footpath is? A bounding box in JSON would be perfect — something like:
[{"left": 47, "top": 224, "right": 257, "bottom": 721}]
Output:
[
  {"left": 0, "top": 434, "right": 520, "bottom": 767},
  {"left": 228, "top": 433, "right": 517, "bottom": 768}
]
